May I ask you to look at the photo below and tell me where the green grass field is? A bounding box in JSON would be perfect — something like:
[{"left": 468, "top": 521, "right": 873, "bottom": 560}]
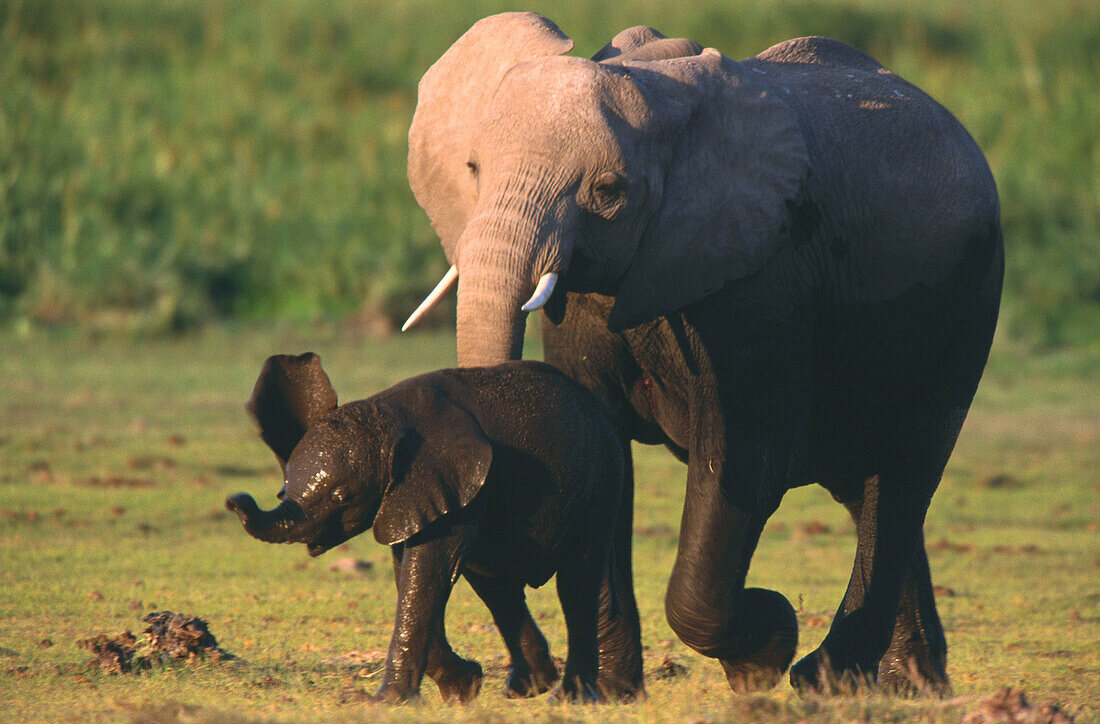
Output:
[
  {"left": 1, "top": 326, "right": 1097, "bottom": 721},
  {"left": 2, "top": 0, "right": 1099, "bottom": 345}
]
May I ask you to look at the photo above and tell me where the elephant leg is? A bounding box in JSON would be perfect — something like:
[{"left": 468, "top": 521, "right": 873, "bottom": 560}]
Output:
[
  {"left": 387, "top": 547, "right": 483, "bottom": 704},
  {"left": 837, "top": 495, "right": 950, "bottom": 696},
  {"left": 374, "top": 538, "right": 481, "bottom": 704},
  {"left": 665, "top": 459, "right": 797, "bottom": 694},
  {"left": 793, "top": 290, "right": 996, "bottom": 696},
  {"left": 790, "top": 473, "right": 936, "bottom": 693},
  {"left": 463, "top": 570, "right": 558, "bottom": 698},
  {"left": 550, "top": 552, "right": 605, "bottom": 703},
  {"left": 594, "top": 437, "right": 645, "bottom": 701}
]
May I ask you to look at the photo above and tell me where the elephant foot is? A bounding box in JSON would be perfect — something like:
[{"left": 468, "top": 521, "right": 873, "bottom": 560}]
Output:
[
  {"left": 597, "top": 673, "right": 647, "bottom": 703},
  {"left": 790, "top": 649, "right": 875, "bottom": 695},
  {"left": 547, "top": 675, "right": 603, "bottom": 704},
  {"left": 878, "top": 652, "right": 951, "bottom": 699},
  {"left": 504, "top": 655, "right": 558, "bottom": 699},
  {"left": 791, "top": 642, "right": 950, "bottom": 698},
  {"left": 429, "top": 657, "right": 483, "bottom": 703},
  {"left": 717, "top": 588, "right": 799, "bottom": 694},
  {"left": 369, "top": 682, "right": 421, "bottom": 704}
]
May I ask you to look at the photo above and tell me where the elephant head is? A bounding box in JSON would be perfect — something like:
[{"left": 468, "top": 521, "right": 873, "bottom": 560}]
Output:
[
  {"left": 226, "top": 353, "right": 492, "bottom": 555},
  {"left": 404, "top": 13, "right": 810, "bottom": 365}
]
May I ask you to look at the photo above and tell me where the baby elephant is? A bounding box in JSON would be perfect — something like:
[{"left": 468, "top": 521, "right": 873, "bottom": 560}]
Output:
[{"left": 226, "top": 353, "right": 625, "bottom": 703}]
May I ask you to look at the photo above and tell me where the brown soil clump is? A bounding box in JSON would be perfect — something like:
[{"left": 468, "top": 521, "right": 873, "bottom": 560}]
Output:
[
  {"left": 77, "top": 632, "right": 144, "bottom": 674},
  {"left": 962, "top": 688, "right": 1073, "bottom": 723},
  {"left": 78, "top": 611, "right": 235, "bottom": 674},
  {"left": 142, "top": 611, "right": 233, "bottom": 662},
  {"left": 653, "top": 656, "right": 689, "bottom": 680}
]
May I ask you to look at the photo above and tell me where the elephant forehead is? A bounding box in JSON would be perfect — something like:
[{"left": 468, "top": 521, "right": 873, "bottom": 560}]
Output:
[
  {"left": 288, "top": 419, "right": 363, "bottom": 487},
  {"left": 483, "top": 57, "right": 647, "bottom": 149}
]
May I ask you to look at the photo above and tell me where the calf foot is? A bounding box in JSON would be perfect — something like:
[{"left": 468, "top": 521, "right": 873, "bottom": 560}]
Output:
[
  {"left": 370, "top": 682, "right": 420, "bottom": 704},
  {"left": 430, "top": 657, "right": 483, "bottom": 703},
  {"left": 504, "top": 655, "right": 558, "bottom": 698},
  {"left": 548, "top": 675, "right": 602, "bottom": 704}
]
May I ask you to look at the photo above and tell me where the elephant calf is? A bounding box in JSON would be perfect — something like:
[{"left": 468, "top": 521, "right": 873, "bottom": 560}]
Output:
[{"left": 226, "top": 353, "right": 625, "bottom": 703}]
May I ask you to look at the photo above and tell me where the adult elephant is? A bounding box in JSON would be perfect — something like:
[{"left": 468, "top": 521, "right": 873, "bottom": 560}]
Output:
[{"left": 401, "top": 13, "right": 1002, "bottom": 697}]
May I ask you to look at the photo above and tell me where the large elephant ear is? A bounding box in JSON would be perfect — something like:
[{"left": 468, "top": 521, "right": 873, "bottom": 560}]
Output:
[
  {"left": 246, "top": 353, "right": 338, "bottom": 473},
  {"left": 408, "top": 12, "right": 574, "bottom": 262},
  {"left": 373, "top": 386, "right": 492, "bottom": 545},
  {"left": 606, "top": 48, "right": 810, "bottom": 332}
]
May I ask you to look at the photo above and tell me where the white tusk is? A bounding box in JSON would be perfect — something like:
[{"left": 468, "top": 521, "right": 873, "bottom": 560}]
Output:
[
  {"left": 521, "top": 272, "right": 558, "bottom": 312},
  {"left": 401, "top": 265, "right": 458, "bottom": 332}
]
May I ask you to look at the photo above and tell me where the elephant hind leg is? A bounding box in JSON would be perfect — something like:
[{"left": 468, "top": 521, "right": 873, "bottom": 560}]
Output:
[
  {"left": 877, "top": 529, "right": 950, "bottom": 697},
  {"left": 464, "top": 570, "right": 558, "bottom": 698},
  {"left": 810, "top": 486, "right": 950, "bottom": 696},
  {"left": 795, "top": 280, "right": 997, "bottom": 696},
  {"left": 791, "top": 472, "right": 934, "bottom": 694}
]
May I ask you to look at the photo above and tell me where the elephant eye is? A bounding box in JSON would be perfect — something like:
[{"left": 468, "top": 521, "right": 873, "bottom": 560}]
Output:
[
  {"left": 331, "top": 486, "right": 348, "bottom": 504},
  {"left": 466, "top": 152, "right": 479, "bottom": 178},
  {"left": 587, "top": 172, "right": 627, "bottom": 219}
]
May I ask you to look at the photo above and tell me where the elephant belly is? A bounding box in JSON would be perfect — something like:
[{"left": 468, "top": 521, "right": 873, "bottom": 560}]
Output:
[{"left": 466, "top": 464, "right": 593, "bottom": 588}]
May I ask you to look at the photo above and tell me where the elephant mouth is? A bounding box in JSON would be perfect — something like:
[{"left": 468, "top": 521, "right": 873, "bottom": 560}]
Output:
[{"left": 303, "top": 511, "right": 354, "bottom": 558}]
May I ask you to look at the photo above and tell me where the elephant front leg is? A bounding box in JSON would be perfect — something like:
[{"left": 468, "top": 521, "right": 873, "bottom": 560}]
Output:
[
  {"left": 665, "top": 454, "right": 798, "bottom": 694},
  {"left": 374, "top": 538, "right": 477, "bottom": 704},
  {"left": 595, "top": 438, "right": 645, "bottom": 701},
  {"left": 404, "top": 551, "right": 483, "bottom": 703}
]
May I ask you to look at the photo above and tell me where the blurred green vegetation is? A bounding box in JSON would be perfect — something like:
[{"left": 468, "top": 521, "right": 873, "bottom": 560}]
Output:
[{"left": 1, "top": 0, "right": 1097, "bottom": 344}]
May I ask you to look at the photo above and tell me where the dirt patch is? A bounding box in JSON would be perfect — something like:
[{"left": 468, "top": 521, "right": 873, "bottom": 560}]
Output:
[
  {"left": 979, "top": 473, "right": 1025, "bottom": 489},
  {"left": 77, "top": 475, "right": 156, "bottom": 488},
  {"left": 78, "top": 611, "right": 235, "bottom": 674},
  {"left": 653, "top": 656, "right": 689, "bottom": 680},
  {"left": 324, "top": 649, "right": 387, "bottom": 671},
  {"left": 78, "top": 631, "right": 143, "bottom": 673},
  {"left": 962, "top": 688, "right": 1073, "bottom": 723},
  {"left": 633, "top": 524, "right": 676, "bottom": 537},
  {"left": 797, "top": 520, "right": 832, "bottom": 537},
  {"left": 327, "top": 558, "right": 373, "bottom": 574},
  {"left": 127, "top": 455, "right": 178, "bottom": 472},
  {"left": 930, "top": 538, "right": 975, "bottom": 553}
]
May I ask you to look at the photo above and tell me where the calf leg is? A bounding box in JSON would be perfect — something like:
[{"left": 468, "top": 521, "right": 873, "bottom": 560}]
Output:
[
  {"left": 374, "top": 536, "right": 480, "bottom": 703},
  {"left": 464, "top": 570, "right": 558, "bottom": 698}
]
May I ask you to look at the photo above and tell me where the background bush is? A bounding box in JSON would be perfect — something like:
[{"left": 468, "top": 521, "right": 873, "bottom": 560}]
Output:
[{"left": 1, "top": 0, "right": 1096, "bottom": 345}]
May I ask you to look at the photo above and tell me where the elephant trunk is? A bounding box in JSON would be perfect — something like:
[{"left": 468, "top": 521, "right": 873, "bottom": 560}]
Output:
[
  {"left": 454, "top": 203, "right": 565, "bottom": 367},
  {"left": 225, "top": 493, "right": 309, "bottom": 544},
  {"left": 456, "top": 265, "right": 529, "bottom": 366}
]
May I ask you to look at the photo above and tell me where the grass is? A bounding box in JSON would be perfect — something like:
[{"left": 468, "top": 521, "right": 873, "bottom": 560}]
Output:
[
  {"left": 1, "top": 326, "right": 1097, "bottom": 721},
  {"left": 1, "top": 0, "right": 1098, "bottom": 345}
]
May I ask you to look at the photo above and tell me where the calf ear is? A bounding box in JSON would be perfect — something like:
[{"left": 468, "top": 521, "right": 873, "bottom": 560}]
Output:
[
  {"left": 246, "top": 353, "right": 338, "bottom": 473},
  {"left": 373, "top": 388, "right": 492, "bottom": 546}
]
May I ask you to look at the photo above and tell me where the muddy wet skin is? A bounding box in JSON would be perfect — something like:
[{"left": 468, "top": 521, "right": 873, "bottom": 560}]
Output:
[{"left": 78, "top": 611, "right": 234, "bottom": 673}]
